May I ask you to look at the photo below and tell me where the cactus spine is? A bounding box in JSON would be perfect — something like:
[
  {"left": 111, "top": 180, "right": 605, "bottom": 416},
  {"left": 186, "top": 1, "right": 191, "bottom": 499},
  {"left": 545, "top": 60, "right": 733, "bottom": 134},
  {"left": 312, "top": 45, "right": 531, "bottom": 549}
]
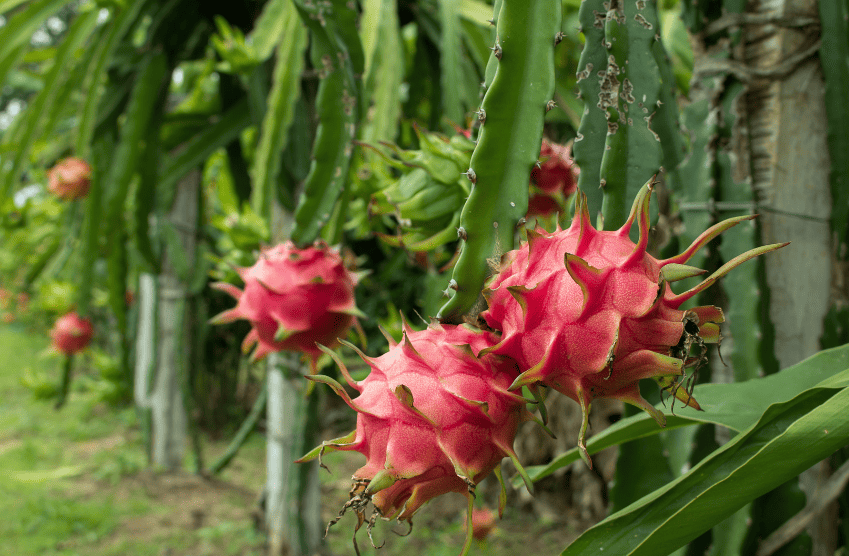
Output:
[{"left": 438, "top": 0, "right": 561, "bottom": 322}]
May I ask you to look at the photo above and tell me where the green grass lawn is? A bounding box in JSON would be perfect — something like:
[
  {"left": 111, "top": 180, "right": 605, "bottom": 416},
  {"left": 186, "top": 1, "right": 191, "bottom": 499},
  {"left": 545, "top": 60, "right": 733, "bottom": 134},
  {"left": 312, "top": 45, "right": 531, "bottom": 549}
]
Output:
[{"left": 0, "top": 323, "right": 265, "bottom": 556}]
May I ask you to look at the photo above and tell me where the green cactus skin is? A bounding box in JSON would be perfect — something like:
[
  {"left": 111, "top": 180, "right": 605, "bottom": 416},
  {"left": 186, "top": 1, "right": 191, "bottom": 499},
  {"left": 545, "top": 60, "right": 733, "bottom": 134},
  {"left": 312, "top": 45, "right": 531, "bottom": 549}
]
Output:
[
  {"left": 250, "top": 0, "right": 307, "bottom": 222},
  {"left": 714, "top": 81, "right": 766, "bottom": 382},
  {"left": 437, "top": 0, "right": 561, "bottom": 322},
  {"left": 598, "top": 0, "right": 665, "bottom": 230},
  {"left": 819, "top": 0, "right": 849, "bottom": 261},
  {"left": 573, "top": 0, "right": 677, "bottom": 230},
  {"left": 572, "top": 0, "right": 607, "bottom": 223},
  {"left": 482, "top": 0, "right": 503, "bottom": 89},
  {"left": 290, "top": 0, "right": 363, "bottom": 247}
]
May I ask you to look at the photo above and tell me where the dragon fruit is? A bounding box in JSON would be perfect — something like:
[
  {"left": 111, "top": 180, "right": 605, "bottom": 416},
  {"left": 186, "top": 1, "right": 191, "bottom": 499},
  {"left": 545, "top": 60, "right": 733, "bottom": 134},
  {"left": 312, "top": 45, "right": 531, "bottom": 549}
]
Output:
[
  {"left": 50, "top": 312, "right": 94, "bottom": 355},
  {"left": 47, "top": 157, "right": 92, "bottom": 201},
  {"left": 469, "top": 507, "right": 497, "bottom": 541},
  {"left": 210, "top": 241, "right": 362, "bottom": 368},
  {"left": 480, "top": 181, "right": 788, "bottom": 464},
  {"left": 299, "top": 323, "right": 533, "bottom": 554},
  {"left": 530, "top": 139, "right": 578, "bottom": 196}
]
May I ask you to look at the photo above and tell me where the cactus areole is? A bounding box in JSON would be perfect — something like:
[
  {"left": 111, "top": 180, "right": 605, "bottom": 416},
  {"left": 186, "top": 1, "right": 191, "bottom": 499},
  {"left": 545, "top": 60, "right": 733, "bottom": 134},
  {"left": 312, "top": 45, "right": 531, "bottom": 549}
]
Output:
[
  {"left": 299, "top": 323, "right": 534, "bottom": 555},
  {"left": 480, "top": 180, "right": 788, "bottom": 465},
  {"left": 50, "top": 312, "right": 94, "bottom": 355},
  {"left": 47, "top": 157, "right": 92, "bottom": 200},
  {"left": 211, "top": 241, "right": 362, "bottom": 369}
]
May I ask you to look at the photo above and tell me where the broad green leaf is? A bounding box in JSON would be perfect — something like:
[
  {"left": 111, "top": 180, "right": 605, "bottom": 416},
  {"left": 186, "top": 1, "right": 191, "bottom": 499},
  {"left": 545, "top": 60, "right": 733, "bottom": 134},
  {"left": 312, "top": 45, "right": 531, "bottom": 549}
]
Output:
[
  {"left": 516, "top": 343, "right": 849, "bottom": 486},
  {"left": 562, "top": 386, "right": 849, "bottom": 555},
  {"left": 707, "top": 504, "right": 752, "bottom": 556}
]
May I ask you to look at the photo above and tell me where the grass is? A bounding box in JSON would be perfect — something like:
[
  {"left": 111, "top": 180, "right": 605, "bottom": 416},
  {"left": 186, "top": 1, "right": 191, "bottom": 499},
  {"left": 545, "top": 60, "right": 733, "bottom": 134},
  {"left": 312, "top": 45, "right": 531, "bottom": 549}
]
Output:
[
  {"left": 0, "top": 322, "right": 578, "bottom": 556},
  {"left": 0, "top": 323, "right": 264, "bottom": 556}
]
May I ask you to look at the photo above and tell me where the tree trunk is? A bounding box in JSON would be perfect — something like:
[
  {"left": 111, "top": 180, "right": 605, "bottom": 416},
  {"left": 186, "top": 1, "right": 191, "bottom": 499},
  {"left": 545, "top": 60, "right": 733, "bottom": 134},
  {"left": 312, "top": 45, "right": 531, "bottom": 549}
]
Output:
[
  {"left": 741, "top": 1, "right": 835, "bottom": 553},
  {"left": 265, "top": 352, "right": 322, "bottom": 556},
  {"left": 134, "top": 272, "right": 157, "bottom": 458},
  {"left": 151, "top": 169, "right": 200, "bottom": 469}
]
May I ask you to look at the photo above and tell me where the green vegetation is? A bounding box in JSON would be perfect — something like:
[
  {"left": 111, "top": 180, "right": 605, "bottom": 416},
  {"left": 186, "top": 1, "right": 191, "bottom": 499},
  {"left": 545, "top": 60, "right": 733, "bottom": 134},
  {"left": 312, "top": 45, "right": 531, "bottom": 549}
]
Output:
[{"left": 0, "top": 324, "right": 264, "bottom": 556}]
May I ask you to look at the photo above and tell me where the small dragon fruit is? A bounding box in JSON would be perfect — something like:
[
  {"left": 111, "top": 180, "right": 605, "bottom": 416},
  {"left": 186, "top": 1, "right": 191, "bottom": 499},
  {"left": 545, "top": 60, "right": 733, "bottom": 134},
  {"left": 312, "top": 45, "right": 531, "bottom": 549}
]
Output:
[
  {"left": 210, "top": 241, "right": 362, "bottom": 368},
  {"left": 47, "top": 157, "right": 92, "bottom": 201},
  {"left": 50, "top": 312, "right": 94, "bottom": 355},
  {"left": 299, "top": 323, "right": 533, "bottom": 555},
  {"left": 469, "top": 507, "right": 497, "bottom": 541},
  {"left": 526, "top": 192, "right": 565, "bottom": 218},
  {"left": 481, "top": 181, "right": 788, "bottom": 465},
  {"left": 530, "top": 139, "right": 578, "bottom": 196}
]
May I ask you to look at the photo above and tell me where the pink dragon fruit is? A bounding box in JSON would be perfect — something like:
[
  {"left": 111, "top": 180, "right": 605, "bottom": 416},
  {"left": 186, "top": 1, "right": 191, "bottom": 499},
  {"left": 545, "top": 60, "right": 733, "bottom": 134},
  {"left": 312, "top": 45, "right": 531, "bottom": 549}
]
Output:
[
  {"left": 211, "top": 241, "right": 362, "bottom": 369},
  {"left": 47, "top": 158, "right": 92, "bottom": 200},
  {"left": 526, "top": 192, "right": 564, "bottom": 218},
  {"left": 50, "top": 312, "right": 94, "bottom": 355},
  {"left": 530, "top": 139, "right": 578, "bottom": 196},
  {"left": 298, "top": 323, "right": 533, "bottom": 554},
  {"left": 469, "top": 507, "right": 497, "bottom": 541},
  {"left": 480, "top": 181, "right": 788, "bottom": 464}
]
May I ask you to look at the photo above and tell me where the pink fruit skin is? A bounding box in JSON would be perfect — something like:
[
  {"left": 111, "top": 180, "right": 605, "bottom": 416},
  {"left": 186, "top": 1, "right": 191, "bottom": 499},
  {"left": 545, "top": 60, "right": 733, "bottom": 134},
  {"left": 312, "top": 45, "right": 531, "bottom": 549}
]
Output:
[
  {"left": 480, "top": 183, "right": 786, "bottom": 461},
  {"left": 50, "top": 312, "right": 94, "bottom": 355},
  {"left": 530, "top": 139, "right": 578, "bottom": 196},
  {"left": 470, "top": 508, "right": 497, "bottom": 540},
  {"left": 47, "top": 158, "right": 92, "bottom": 201},
  {"left": 302, "top": 324, "right": 527, "bottom": 524},
  {"left": 526, "top": 193, "right": 564, "bottom": 218},
  {"left": 211, "top": 241, "right": 360, "bottom": 367}
]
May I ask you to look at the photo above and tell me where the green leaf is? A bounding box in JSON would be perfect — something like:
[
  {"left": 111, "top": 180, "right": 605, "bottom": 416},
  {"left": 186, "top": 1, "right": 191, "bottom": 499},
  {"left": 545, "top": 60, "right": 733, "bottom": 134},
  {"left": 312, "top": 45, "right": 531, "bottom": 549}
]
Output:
[
  {"left": 517, "top": 343, "right": 849, "bottom": 486},
  {"left": 561, "top": 385, "right": 849, "bottom": 555}
]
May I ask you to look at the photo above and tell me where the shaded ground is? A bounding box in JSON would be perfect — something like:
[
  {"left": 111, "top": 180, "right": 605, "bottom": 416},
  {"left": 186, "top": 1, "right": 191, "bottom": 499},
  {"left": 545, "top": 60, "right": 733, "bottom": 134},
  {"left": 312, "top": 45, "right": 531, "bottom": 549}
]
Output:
[{"left": 0, "top": 323, "right": 585, "bottom": 556}]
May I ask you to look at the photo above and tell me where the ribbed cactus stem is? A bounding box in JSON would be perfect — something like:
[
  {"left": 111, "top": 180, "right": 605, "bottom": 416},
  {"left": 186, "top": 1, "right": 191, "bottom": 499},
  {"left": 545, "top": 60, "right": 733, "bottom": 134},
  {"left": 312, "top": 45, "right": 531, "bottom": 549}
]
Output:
[
  {"left": 572, "top": 0, "right": 607, "bottom": 222},
  {"left": 290, "top": 0, "right": 363, "bottom": 247},
  {"left": 598, "top": 0, "right": 664, "bottom": 230},
  {"left": 438, "top": 0, "right": 561, "bottom": 322}
]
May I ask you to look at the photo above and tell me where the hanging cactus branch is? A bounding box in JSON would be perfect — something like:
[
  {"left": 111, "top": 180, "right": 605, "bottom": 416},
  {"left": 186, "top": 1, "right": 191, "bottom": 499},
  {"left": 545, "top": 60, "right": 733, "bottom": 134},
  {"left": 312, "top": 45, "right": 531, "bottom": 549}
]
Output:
[
  {"left": 438, "top": 0, "right": 561, "bottom": 323},
  {"left": 289, "top": 0, "right": 363, "bottom": 246}
]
